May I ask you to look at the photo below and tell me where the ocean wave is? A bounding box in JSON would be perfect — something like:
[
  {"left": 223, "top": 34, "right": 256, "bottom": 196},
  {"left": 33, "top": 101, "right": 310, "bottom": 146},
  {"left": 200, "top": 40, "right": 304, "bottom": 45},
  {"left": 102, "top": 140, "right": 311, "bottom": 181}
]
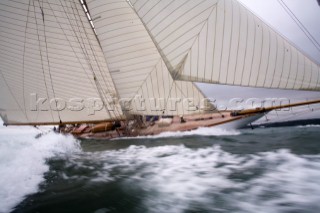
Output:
[
  {"left": 0, "top": 130, "right": 80, "bottom": 213},
  {"left": 297, "top": 124, "right": 320, "bottom": 128},
  {"left": 69, "top": 145, "right": 320, "bottom": 213}
]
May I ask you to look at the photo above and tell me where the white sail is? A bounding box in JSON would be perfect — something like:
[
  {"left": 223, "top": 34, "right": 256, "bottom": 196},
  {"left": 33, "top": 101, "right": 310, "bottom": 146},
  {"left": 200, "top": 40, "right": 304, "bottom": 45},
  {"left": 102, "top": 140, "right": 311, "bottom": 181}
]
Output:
[
  {"left": 130, "top": 0, "right": 320, "bottom": 90},
  {"left": 0, "top": 0, "right": 123, "bottom": 125},
  {"left": 86, "top": 0, "right": 211, "bottom": 116}
]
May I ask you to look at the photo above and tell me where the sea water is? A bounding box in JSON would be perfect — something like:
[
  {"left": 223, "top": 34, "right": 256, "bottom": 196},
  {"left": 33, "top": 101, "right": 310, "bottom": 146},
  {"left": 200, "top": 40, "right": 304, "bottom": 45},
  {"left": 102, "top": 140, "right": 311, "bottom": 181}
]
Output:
[{"left": 1, "top": 124, "right": 320, "bottom": 213}]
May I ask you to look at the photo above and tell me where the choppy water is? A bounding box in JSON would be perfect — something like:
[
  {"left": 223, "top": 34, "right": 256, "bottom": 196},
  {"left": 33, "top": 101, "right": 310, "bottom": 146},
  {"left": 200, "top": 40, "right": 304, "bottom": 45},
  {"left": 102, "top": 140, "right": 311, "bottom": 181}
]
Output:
[{"left": 1, "top": 125, "right": 320, "bottom": 213}]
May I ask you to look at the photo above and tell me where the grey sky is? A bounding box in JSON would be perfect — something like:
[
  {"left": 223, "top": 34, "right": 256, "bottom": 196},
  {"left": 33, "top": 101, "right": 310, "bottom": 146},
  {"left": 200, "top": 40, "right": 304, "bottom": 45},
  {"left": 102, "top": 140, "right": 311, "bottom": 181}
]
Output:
[{"left": 239, "top": 0, "right": 320, "bottom": 63}]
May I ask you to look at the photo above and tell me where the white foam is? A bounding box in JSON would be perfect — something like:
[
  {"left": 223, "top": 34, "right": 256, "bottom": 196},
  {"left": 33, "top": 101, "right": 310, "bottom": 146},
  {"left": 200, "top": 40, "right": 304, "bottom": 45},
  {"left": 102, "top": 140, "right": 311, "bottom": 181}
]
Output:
[
  {"left": 118, "top": 127, "right": 241, "bottom": 140},
  {"left": 77, "top": 146, "right": 320, "bottom": 213},
  {"left": 297, "top": 124, "right": 320, "bottom": 128},
  {"left": 0, "top": 128, "right": 81, "bottom": 213}
]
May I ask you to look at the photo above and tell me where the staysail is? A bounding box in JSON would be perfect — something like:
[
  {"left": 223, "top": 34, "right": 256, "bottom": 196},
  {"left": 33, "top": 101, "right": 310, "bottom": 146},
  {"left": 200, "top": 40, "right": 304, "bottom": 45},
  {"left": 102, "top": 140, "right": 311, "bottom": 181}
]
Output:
[
  {"left": 130, "top": 0, "right": 320, "bottom": 90},
  {"left": 0, "top": 0, "right": 123, "bottom": 125},
  {"left": 86, "top": 0, "right": 212, "bottom": 116}
]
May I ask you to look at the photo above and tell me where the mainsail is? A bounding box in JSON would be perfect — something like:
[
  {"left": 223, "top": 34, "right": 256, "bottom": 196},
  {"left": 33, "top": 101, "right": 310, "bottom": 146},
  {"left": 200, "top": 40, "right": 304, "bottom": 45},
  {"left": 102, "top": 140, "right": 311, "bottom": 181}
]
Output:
[
  {"left": 86, "top": 0, "right": 210, "bottom": 116},
  {"left": 0, "top": 0, "right": 123, "bottom": 125},
  {"left": 130, "top": 0, "right": 320, "bottom": 90}
]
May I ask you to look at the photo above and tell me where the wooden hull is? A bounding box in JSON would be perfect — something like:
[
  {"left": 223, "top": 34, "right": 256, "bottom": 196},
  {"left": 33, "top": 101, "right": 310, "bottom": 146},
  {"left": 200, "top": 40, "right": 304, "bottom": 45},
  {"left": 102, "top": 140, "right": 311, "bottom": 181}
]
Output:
[{"left": 71, "top": 112, "right": 264, "bottom": 140}]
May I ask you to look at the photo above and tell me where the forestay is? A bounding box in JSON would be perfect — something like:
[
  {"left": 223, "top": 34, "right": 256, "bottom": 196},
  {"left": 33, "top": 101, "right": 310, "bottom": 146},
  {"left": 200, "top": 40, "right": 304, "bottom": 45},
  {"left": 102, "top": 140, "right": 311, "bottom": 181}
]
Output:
[
  {"left": 86, "top": 0, "right": 211, "bottom": 116},
  {"left": 0, "top": 0, "right": 123, "bottom": 125},
  {"left": 130, "top": 0, "right": 320, "bottom": 90}
]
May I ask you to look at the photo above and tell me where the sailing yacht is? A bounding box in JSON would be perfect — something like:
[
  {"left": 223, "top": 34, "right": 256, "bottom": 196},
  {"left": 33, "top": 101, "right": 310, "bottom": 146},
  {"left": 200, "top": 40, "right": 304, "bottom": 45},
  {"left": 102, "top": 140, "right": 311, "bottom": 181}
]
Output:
[{"left": 0, "top": 0, "right": 319, "bottom": 139}]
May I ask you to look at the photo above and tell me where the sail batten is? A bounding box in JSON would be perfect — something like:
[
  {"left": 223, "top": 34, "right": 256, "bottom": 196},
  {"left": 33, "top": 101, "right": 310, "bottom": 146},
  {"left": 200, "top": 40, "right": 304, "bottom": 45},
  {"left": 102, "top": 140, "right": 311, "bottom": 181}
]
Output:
[{"left": 131, "top": 0, "right": 320, "bottom": 91}]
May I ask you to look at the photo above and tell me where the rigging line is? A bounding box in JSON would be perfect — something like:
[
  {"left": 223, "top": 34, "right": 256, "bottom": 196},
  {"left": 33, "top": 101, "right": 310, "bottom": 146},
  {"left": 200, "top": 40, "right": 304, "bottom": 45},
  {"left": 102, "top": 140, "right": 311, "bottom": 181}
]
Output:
[
  {"left": 163, "top": 72, "right": 176, "bottom": 115},
  {"left": 22, "top": 0, "right": 31, "bottom": 119},
  {"left": 45, "top": 1, "right": 96, "bottom": 90},
  {"left": 69, "top": 0, "right": 117, "bottom": 119},
  {"left": 74, "top": 0, "right": 123, "bottom": 119},
  {"left": 174, "top": 80, "right": 179, "bottom": 115},
  {"left": 74, "top": 1, "right": 120, "bottom": 103},
  {"left": 40, "top": 0, "right": 62, "bottom": 122},
  {"left": 50, "top": 0, "right": 115, "bottom": 120},
  {"left": 32, "top": 0, "right": 55, "bottom": 122},
  {"left": 149, "top": 66, "right": 158, "bottom": 110},
  {"left": 155, "top": 63, "right": 163, "bottom": 105},
  {"left": 0, "top": 70, "right": 28, "bottom": 121},
  {"left": 278, "top": 0, "right": 320, "bottom": 53},
  {"left": 75, "top": 0, "right": 122, "bottom": 118},
  {"left": 160, "top": 60, "right": 166, "bottom": 111}
]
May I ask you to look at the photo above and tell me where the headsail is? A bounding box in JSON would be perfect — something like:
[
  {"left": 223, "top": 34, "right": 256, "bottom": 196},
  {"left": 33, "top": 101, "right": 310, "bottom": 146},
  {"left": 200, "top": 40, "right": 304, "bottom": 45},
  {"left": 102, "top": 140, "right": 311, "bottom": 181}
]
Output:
[
  {"left": 86, "top": 0, "right": 212, "bottom": 116},
  {"left": 0, "top": 0, "right": 123, "bottom": 125},
  {"left": 130, "top": 0, "right": 320, "bottom": 90}
]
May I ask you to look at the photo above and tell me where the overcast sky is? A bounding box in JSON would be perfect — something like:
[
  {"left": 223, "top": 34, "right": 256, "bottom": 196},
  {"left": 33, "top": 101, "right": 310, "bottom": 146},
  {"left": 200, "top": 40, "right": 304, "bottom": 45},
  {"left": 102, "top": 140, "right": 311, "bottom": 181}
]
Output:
[{"left": 199, "top": 0, "right": 320, "bottom": 104}]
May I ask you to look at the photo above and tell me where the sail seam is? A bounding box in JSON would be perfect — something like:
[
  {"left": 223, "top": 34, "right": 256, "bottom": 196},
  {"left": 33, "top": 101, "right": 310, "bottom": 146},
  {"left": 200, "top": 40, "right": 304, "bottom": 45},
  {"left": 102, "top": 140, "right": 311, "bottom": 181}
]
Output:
[
  {"left": 0, "top": 70, "right": 28, "bottom": 122},
  {"left": 217, "top": 0, "right": 226, "bottom": 83},
  {"left": 172, "top": 4, "right": 217, "bottom": 80},
  {"left": 262, "top": 29, "right": 271, "bottom": 88},
  {"left": 285, "top": 43, "right": 293, "bottom": 89},
  {"left": 42, "top": 0, "right": 63, "bottom": 122},
  {"left": 156, "top": 0, "right": 211, "bottom": 44},
  {"left": 254, "top": 22, "right": 265, "bottom": 87},
  {"left": 232, "top": 0, "right": 241, "bottom": 85},
  {"left": 277, "top": 37, "right": 286, "bottom": 88},
  {"left": 247, "top": 14, "right": 256, "bottom": 87},
  {"left": 210, "top": 4, "right": 218, "bottom": 82},
  {"left": 32, "top": 0, "right": 55, "bottom": 123},
  {"left": 74, "top": 0, "right": 122, "bottom": 119},
  {"left": 225, "top": 0, "right": 234, "bottom": 84},
  {"left": 22, "top": 0, "right": 31, "bottom": 120},
  {"left": 46, "top": 0, "right": 97, "bottom": 92}
]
